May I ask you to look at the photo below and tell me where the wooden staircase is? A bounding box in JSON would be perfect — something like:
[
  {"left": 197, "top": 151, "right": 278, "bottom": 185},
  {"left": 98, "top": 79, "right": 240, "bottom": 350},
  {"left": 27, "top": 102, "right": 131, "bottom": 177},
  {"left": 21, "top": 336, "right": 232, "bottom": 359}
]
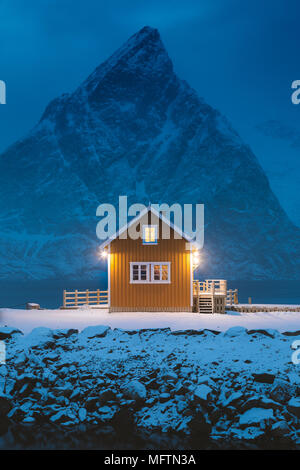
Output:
[
  {"left": 193, "top": 294, "right": 213, "bottom": 314},
  {"left": 198, "top": 295, "right": 213, "bottom": 314}
]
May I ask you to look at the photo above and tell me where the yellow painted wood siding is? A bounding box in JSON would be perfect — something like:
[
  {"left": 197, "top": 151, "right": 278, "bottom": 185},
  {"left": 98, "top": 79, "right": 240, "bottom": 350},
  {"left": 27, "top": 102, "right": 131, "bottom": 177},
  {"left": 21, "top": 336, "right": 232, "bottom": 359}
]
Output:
[{"left": 109, "top": 214, "right": 191, "bottom": 309}]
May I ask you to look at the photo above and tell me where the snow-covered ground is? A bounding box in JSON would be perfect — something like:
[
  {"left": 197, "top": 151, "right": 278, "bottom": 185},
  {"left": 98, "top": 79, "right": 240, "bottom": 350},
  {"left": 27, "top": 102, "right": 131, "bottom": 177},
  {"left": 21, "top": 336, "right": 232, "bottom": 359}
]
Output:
[
  {"left": 0, "top": 307, "right": 299, "bottom": 334},
  {"left": 0, "top": 321, "right": 300, "bottom": 449}
]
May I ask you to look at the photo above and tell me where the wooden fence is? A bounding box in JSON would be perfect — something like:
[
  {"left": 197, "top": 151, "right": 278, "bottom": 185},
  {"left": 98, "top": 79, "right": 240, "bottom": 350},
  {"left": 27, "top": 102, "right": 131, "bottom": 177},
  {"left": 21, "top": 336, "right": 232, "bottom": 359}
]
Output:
[
  {"left": 193, "top": 279, "right": 227, "bottom": 295},
  {"left": 63, "top": 289, "right": 108, "bottom": 308},
  {"left": 226, "top": 289, "right": 239, "bottom": 306}
]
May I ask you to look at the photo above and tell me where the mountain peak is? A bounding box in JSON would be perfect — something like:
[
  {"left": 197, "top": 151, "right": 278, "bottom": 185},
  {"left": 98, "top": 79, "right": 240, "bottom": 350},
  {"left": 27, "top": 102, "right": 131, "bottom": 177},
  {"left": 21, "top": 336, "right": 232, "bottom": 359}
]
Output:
[
  {"left": 82, "top": 26, "right": 173, "bottom": 94},
  {"left": 131, "top": 25, "right": 160, "bottom": 43}
]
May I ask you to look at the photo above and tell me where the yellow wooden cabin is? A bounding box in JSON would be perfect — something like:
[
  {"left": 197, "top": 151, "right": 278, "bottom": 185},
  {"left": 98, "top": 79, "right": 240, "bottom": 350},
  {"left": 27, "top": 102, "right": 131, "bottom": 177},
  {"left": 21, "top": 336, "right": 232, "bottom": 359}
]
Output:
[{"left": 98, "top": 206, "right": 227, "bottom": 314}]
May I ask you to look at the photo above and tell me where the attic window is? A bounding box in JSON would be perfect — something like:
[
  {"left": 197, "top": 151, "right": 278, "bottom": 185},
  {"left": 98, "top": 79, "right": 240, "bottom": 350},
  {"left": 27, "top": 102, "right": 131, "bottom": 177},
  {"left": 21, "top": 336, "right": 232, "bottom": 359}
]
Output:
[{"left": 143, "top": 225, "right": 157, "bottom": 245}]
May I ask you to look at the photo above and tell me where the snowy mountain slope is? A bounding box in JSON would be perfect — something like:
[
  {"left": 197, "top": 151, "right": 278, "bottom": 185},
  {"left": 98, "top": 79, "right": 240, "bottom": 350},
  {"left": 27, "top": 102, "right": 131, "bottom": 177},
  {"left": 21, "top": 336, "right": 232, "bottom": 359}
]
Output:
[{"left": 0, "top": 26, "right": 299, "bottom": 279}]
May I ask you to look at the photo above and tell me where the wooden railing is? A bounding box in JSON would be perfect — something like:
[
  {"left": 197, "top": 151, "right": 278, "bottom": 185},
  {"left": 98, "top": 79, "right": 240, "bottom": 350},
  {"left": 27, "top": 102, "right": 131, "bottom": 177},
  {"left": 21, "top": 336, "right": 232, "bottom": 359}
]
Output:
[
  {"left": 63, "top": 289, "right": 108, "bottom": 308},
  {"left": 226, "top": 289, "right": 238, "bottom": 306},
  {"left": 193, "top": 279, "right": 227, "bottom": 295}
]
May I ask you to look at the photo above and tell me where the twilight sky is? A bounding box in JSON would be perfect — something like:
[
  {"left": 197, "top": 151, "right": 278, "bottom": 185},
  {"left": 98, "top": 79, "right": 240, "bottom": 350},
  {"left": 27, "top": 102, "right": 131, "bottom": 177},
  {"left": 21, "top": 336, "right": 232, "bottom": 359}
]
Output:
[{"left": 0, "top": 0, "right": 299, "bottom": 225}]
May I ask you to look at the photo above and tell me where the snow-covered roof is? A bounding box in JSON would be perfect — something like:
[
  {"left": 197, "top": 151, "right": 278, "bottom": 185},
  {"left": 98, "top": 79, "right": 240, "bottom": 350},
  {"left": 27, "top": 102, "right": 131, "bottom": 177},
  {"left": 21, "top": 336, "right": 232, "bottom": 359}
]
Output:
[{"left": 99, "top": 205, "right": 200, "bottom": 250}]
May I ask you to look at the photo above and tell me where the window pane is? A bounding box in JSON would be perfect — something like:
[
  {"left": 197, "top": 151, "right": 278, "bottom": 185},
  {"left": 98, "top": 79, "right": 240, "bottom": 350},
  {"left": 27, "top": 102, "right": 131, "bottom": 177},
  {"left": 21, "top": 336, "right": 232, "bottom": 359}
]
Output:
[
  {"left": 149, "top": 227, "right": 156, "bottom": 242},
  {"left": 132, "top": 265, "right": 139, "bottom": 280},
  {"left": 154, "top": 265, "right": 160, "bottom": 280},
  {"left": 162, "top": 265, "right": 168, "bottom": 280},
  {"left": 143, "top": 226, "right": 157, "bottom": 244},
  {"left": 141, "top": 265, "right": 147, "bottom": 280}
]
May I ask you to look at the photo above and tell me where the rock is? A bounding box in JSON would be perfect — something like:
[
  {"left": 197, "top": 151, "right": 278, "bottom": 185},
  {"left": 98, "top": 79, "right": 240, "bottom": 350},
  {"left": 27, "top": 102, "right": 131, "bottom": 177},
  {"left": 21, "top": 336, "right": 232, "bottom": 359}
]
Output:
[
  {"left": 22, "top": 327, "right": 55, "bottom": 349},
  {"left": 42, "top": 352, "right": 60, "bottom": 363},
  {"left": 98, "top": 389, "right": 116, "bottom": 404},
  {"left": 85, "top": 396, "right": 98, "bottom": 411},
  {"left": 252, "top": 373, "right": 276, "bottom": 384},
  {"left": 287, "top": 397, "right": 300, "bottom": 417},
  {"left": 97, "top": 405, "right": 117, "bottom": 422},
  {"left": 230, "top": 426, "right": 266, "bottom": 441},
  {"left": 14, "top": 352, "right": 27, "bottom": 367},
  {"left": 221, "top": 391, "right": 244, "bottom": 408},
  {"left": 26, "top": 303, "right": 40, "bottom": 310},
  {"left": 0, "top": 393, "right": 12, "bottom": 416},
  {"left": 42, "top": 368, "right": 56, "bottom": 384},
  {"left": 197, "top": 375, "right": 216, "bottom": 389},
  {"left": 138, "top": 328, "right": 171, "bottom": 335},
  {"left": 282, "top": 330, "right": 300, "bottom": 336},
  {"left": 174, "top": 382, "right": 190, "bottom": 395},
  {"left": 171, "top": 329, "right": 202, "bottom": 336},
  {"left": 193, "top": 384, "right": 212, "bottom": 403},
  {"left": 0, "top": 327, "right": 23, "bottom": 340},
  {"left": 247, "top": 329, "right": 279, "bottom": 338},
  {"left": 159, "top": 393, "right": 171, "bottom": 403},
  {"left": 80, "top": 325, "right": 111, "bottom": 339},
  {"left": 52, "top": 328, "right": 78, "bottom": 339},
  {"left": 271, "top": 420, "right": 291, "bottom": 437},
  {"left": 78, "top": 408, "right": 87, "bottom": 422},
  {"left": 14, "top": 373, "right": 37, "bottom": 394},
  {"left": 224, "top": 327, "right": 247, "bottom": 337},
  {"left": 160, "top": 370, "right": 177, "bottom": 381},
  {"left": 242, "top": 396, "right": 282, "bottom": 411},
  {"left": 70, "top": 388, "right": 82, "bottom": 400},
  {"left": 146, "top": 378, "right": 160, "bottom": 390},
  {"left": 270, "top": 379, "right": 298, "bottom": 402},
  {"left": 202, "top": 329, "right": 221, "bottom": 336},
  {"left": 239, "top": 407, "right": 274, "bottom": 428},
  {"left": 52, "top": 383, "right": 73, "bottom": 397},
  {"left": 123, "top": 380, "right": 147, "bottom": 400},
  {"left": 0, "top": 365, "right": 8, "bottom": 377},
  {"left": 50, "top": 408, "right": 77, "bottom": 424},
  {"left": 23, "top": 416, "right": 36, "bottom": 423}
]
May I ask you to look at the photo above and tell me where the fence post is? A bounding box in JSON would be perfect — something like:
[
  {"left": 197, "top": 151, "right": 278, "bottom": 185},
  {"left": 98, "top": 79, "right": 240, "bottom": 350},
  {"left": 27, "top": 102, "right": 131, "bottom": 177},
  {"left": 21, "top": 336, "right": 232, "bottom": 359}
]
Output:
[
  {"left": 97, "top": 289, "right": 100, "bottom": 304},
  {"left": 86, "top": 289, "right": 89, "bottom": 305},
  {"left": 63, "top": 290, "right": 66, "bottom": 308},
  {"left": 75, "top": 289, "right": 78, "bottom": 307},
  {"left": 228, "top": 289, "right": 232, "bottom": 305},
  {"left": 234, "top": 290, "right": 238, "bottom": 304}
]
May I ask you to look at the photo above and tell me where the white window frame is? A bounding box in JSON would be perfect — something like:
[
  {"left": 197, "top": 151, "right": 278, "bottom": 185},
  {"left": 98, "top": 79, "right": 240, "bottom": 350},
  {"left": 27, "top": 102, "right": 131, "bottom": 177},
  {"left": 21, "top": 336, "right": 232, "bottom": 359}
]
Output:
[
  {"left": 142, "top": 225, "right": 158, "bottom": 245},
  {"left": 130, "top": 262, "right": 150, "bottom": 283},
  {"left": 130, "top": 262, "right": 171, "bottom": 284},
  {"left": 151, "top": 262, "right": 171, "bottom": 283}
]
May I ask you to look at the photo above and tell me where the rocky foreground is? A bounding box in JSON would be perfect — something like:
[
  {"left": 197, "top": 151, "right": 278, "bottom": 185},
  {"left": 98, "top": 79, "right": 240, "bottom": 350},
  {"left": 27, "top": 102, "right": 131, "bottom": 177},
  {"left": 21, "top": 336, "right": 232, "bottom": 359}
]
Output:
[{"left": 0, "top": 324, "right": 299, "bottom": 449}]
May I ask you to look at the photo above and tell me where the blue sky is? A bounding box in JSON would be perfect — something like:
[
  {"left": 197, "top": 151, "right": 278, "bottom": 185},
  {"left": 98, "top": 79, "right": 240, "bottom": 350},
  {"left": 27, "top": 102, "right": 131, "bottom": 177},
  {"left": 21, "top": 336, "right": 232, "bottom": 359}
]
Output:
[{"left": 0, "top": 0, "right": 299, "bottom": 225}]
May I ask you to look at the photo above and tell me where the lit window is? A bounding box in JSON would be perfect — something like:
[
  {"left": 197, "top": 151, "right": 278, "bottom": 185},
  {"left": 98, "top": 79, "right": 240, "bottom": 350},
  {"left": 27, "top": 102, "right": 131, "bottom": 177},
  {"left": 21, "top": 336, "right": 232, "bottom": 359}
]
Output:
[
  {"left": 143, "top": 225, "right": 157, "bottom": 244},
  {"left": 151, "top": 263, "right": 170, "bottom": 282}
]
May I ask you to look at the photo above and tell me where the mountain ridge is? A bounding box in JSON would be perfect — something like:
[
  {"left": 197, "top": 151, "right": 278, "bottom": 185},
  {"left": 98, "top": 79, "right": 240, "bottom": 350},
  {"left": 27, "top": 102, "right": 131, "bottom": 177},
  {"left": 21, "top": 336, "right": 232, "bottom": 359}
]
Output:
[{"left": 0, "top": 26, "right": 299, "bottom": 280}]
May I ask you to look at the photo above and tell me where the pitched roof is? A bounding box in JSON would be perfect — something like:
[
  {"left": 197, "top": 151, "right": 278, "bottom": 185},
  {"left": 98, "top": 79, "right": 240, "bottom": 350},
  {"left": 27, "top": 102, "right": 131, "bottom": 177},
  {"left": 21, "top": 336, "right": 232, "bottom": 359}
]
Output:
[{"left": 99, "top": 205, "right": 200, "bottom": 250}]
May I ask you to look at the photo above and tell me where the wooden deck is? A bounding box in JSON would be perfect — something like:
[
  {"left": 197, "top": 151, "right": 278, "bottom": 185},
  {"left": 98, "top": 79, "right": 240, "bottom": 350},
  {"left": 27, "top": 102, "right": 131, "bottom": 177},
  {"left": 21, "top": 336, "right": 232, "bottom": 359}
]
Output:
[{"left": 192, "top": 280, "right": 238, "bottom": 314}]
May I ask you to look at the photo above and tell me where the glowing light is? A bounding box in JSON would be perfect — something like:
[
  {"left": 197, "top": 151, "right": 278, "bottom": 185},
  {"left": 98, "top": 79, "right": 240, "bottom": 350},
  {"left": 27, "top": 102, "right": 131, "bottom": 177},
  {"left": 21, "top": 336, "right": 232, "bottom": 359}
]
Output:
[
  {"left": 99, "top": 249, "right": 108, "bottom": 259},
  {"left": 192, "top": 251, "right": 200, "bottom": 265}
]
